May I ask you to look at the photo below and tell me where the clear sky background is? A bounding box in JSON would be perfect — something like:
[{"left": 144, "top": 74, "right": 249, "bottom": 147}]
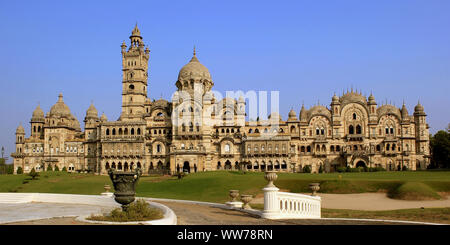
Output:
[{"left": 0, "top": 0, "right": 449, "bottom": 161}]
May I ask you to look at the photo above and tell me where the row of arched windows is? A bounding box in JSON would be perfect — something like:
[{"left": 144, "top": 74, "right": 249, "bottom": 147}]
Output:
[
  {"left": 105, "top": 127, "right": 142, "bottom": 136},
  {"left": 32, "top": 125, "right": 42, "bottom": 133},
  {"left": 105, "top": 161, "right": 141, "bottom": 171},
  {"left": 247, "top": 143, "right": 286, "bottom": 154},
  {"left": 246, "top": 161, "right": 288, "bottom": 171},
  {"left": 248, "top": 128, "right": 284, "bottom": 134},
  {"left": 216, "top": 128, "right": 240, "bottom": 134}
]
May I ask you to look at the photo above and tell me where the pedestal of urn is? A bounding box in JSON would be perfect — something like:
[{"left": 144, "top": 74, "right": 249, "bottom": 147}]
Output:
[
  {"left": 226, "top": 190, "right": 243, "bottom": 208},
  {"left": 108, "top": 168, "right": 142, "bottom": 211}
]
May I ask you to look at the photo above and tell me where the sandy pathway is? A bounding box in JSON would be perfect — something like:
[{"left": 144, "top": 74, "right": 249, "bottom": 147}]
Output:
[{"left": 252, "top": 193, "right": 450, "bottom": 210}]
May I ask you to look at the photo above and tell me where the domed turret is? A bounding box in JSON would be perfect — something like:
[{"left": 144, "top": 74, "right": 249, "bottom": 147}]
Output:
[
  {"left": 85, "top": 103, "right": 99, "bottom": 120},
  {"left": 414, "top": 101, "right": 424, "bottom": 112},
  {"left": 339, "top": 89, "right": 367, "bottom": 106},
  {"left": 16, "top": 124, "right": 25, "bottom": 134},
  {"left": 288, "top": 108, "right": 297, "bottom": 121},
  {"left": 31, "top": 104, "right": 45, "bottom": 122},
  {"left": 332, "top": 94, "right": 339, "bottom": 103},
  {"left": 368, "top": 93, "right": 376, "bottom": 104}
]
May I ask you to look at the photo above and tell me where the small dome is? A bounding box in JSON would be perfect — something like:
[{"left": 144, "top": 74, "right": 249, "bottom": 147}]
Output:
[
  {"left": 288, "top": 109, "right": 297, "bottom": 119},
  {"left": 178, "top": 52, "right": 211, "bottom": 82},
  {"left": 49, "top": 93, "right": 72, "bottom": 118},
  {"left": 368, "top": 93, "right": 375, "bottom": 102},
  {"left": 414, "top": 102, "right": 424, "bottom": 112},
  {"left": 31, "top": 104, "right": 45, "bottom": 121},
  {"left": 332, "top": 94, "right": 339, "bottom": 102},
  {"left": 16, "top": 124, "right": 25, "bottom": 134},
  {"left": 85, "top": 103, "right": 98, "bottom": 119}
]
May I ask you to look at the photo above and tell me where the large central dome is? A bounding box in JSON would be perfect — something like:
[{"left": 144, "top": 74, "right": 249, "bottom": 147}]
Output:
[
  {"left": 49, "top": 93, "right": 72, "bottom": 118},
  {"left": 177, "top": 51, "right": 211, "bottom": 81}
]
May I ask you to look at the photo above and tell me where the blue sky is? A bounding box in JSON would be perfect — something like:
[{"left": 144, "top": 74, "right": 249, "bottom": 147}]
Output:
[{"left": 0, "top": 0, "right": 449, "bottom": 161}]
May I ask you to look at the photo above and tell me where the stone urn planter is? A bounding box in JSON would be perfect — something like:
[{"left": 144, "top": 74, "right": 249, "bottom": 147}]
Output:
[
  {"left": 309, "top": 183, "right": 320, "bottom": 196},
  {"left": 240, "top": 195, "right": 253, "bottom": 210},
  {"left": 229, "top": 190, "right": 239, "bottom": 202},
  {"left": 108, "top": 168, "right": 142, "bottom": 211},
  {"left": 264, "top": 171, "right": 278, "bottom": 187},
  {"left": 104, "top": 184, "right": 111, "bottom": 193}
]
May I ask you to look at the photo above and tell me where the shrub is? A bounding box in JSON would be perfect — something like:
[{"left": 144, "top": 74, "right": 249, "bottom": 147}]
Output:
[
  {"left": 88, "top": 199, "right": 164, "bottom": 222},
  {"left": 345, "top": 166, "right": 351, "bottom": 172},
  {"left": 47, "top": 164, "right": 53, "bottom": 171},
  {"left": 28, "top": 168, "right": 39, "bottom": 180},
  {"left": 318, "top": 165, "right": 323, "bottom": 173},
  {"left": 336, "top": 167, "right": 346, "bottom": 173},
  {"left": 302, "top": 165, "right": 312, "bottom": 173},
  {"left": 402, "top": 165, "right": 409, "bottom": 171},
  {"left": 54, "top": 165, "right": 60, "bottom": 171},
  {"left": 16, "top": 167, "right": 23, "bottom": 174},
  {"left": 62, "top": 167, "right": 67, "bottom": 172}
]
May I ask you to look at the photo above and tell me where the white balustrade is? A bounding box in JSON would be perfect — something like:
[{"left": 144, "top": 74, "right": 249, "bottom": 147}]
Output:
[{"left": 261, "top": 171, "right": 321, "bottom": 219}]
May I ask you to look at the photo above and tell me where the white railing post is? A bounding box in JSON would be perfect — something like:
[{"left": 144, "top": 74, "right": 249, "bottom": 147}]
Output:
[
  {"left": 261, "top": 171, "right": 280, "bottom": 219},
  {"left": 261, "top": 185, "right": 280, "bottom": 219}
]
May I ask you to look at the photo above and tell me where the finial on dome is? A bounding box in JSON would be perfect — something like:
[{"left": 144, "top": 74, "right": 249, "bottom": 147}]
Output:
[
  {"left": 193, "top": 45, "right": 196, "bottom": 57},
  {"left": 58, "top": 93, "right": 63, "bottom": 102}
]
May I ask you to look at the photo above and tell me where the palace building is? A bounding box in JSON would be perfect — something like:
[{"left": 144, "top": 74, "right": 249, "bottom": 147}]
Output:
[{"left": 12, "top": 25, "right": 431, "bottom": 174}]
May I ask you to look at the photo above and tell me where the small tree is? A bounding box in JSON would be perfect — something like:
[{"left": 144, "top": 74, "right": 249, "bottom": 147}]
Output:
[
  {"left": 62, "top": 166, "right": 67, "bottom": 172},
  {"left": 29, "top": 168, "right": 39, "bottom": 180},
  {"left": 47, "top": 164, "right": 53, "bottom": 171},
  {"left": 54, "top": 165, "right": 60, "bottom": 171},
  {"left": 7, "top": 164, "right": 14, "bottom": 174},
  {"left": 318, "top": 165, "right": 323, "bottom": 173},
  {"left": 16, "top": 167, "right": 23, "bottom": 174}
]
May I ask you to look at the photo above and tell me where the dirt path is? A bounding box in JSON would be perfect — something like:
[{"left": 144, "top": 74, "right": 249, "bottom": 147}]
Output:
[
  {"left": 155, "top": 201, "right": 409, "bottom": 225},
  {"left": 252, "top": 193, "right": 450, "bottom": 210}
]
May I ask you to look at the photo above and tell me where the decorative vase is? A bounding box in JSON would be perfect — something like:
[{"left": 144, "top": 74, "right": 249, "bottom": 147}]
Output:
[
  {"left": 108, "top": 167, "right": 142, "bottom": 212},
  {"left": 309, "top": 183, "right": 320, "bottom": 196},
  {"left": 229, "top": 190, "right": 239, "bottom": 202},
  {"left": 240, "top": 195, "right": 253, "bottom": 209},
  {"left": 264, "top": 171, "right": 278, "bottom": 187}
]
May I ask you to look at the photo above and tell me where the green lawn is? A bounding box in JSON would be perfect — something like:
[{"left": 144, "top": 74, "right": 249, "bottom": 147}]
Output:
[{"left": 1, "top": 170, "right": 449, "bottom": 203}]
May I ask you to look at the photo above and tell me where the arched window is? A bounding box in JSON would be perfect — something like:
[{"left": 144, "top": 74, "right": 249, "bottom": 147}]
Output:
[
  {"left": 349, "top": 125, "right": 354, "bottom": 134},
  {"left": 189, "top": 122, "right": 193, "bottom": 132},
  {"left": 156, "top": 144, "right": 161, "bottom": 153},
  {"left": 124, "top": 128, "right": 128, "bottom": 135},
  {"left": 137, "top": 128, "right": 141, "bottom": 135},
  {"left": 224, "top": 144, "right": 230, "bottom": 153},
  {"left": 336, "top": 145, "right": 341, "bottom": 152},
  {"left": 118, "top": 128, "right": 123, "bottom": 135},
  {"left": 106, "top": 129, "right": 110, "bottom": 135},
  {"left": 321, "top": 128, "right": 325, "bottom": 135},
  {"left": 249, "top": 129, "right": 253, "bottom": 133},
  {"left": 353, "top": 113, "right": 357, "bottom": 120},
  {"left": 390, "top": 127, "right": 394, "bottom": 135},
  {"left": 255, "top": 129, "right": 259, "bottom": 133},
  {"left": 316, "top": 128, "right": 320, "bottom": 135},
  {"left": 356, "top": 125, "right": 362, "bottom": 134},
  {"left": 301, "top": 146, "right": 305, "bottom": 153},
  {"left": 307, "top": 146, "right": 311, "bottom": 152},
  {"left": 112, "top": 128, "right": 116, "bottom": 135},
  {"left": 131, "top": 128, "right": 135, "bottom": 135},
  {"left": 330, "top": 145, "right": 335, "bottom": 152}
]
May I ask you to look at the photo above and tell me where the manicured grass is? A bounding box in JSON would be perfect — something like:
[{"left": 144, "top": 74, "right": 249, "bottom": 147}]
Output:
[{"left": 1, "top": 170, "right": 449, "bottom": 203}]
